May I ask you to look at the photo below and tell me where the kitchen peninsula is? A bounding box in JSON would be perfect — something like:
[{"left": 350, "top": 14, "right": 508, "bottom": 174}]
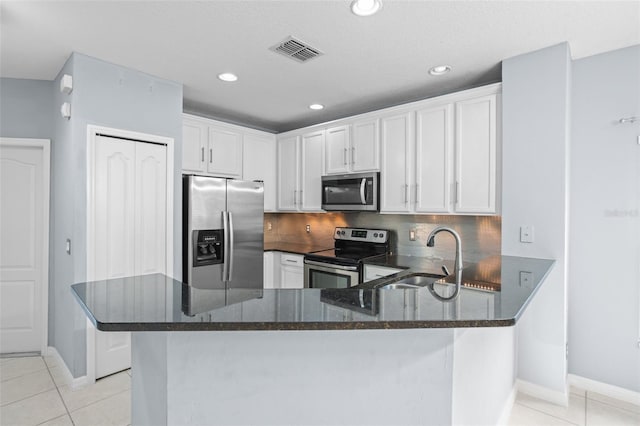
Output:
[{"left": 72, "top": 256, "right": 553, "bottom": 426}]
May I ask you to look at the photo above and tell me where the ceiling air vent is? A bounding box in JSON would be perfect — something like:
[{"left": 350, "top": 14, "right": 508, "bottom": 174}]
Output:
[{"left": 270, "top": 36, "right": 323, "bottom": 63}]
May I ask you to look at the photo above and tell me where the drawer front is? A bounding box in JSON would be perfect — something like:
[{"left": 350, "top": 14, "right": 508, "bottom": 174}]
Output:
[{"left": 280, "top": 253, "right": 304, "bottom": 267}]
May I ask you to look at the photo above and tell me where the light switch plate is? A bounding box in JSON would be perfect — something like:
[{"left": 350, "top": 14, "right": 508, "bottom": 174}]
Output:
[
  {"left": 520, "top": 225, "right": 534, "bottom": 243},
  {"left": 520, "top": 271, "right": 533, "bottom": 288}
]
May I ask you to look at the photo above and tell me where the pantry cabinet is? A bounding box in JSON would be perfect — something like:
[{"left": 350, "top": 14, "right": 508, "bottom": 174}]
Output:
[{"left": 276, "top": 131, "right": 323, "bottom": 212}]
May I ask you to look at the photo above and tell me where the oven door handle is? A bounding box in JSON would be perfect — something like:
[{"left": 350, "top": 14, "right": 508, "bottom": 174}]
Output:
[{"left": 304, "top": 259, "right": 359, "bottom": 271}]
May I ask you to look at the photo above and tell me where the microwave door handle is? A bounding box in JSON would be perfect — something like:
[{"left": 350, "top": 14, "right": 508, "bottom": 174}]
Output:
[{"left": 360, "top": 178, "right": 367, "bottom": 204}]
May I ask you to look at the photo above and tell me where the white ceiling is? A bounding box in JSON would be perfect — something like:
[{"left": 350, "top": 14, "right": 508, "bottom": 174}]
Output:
[{"left": 1, "top": 1, "right": 638, "bottom": 133}]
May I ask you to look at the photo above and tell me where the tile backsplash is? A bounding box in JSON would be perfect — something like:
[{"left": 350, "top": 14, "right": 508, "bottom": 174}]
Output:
[{"left": 264, "top": 212, "right": 501, "bottom": 264}]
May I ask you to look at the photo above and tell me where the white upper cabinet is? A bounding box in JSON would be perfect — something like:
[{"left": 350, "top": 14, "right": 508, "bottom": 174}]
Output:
[
  {"left": 182, "top": 119, "right": 207, "bottom": 173},
  {"left": 182, "top": 114, "right": 278, "bottom": 211},
  {"left": 300, "top": 131, "right": 324, "bottom": 211},
  {"left": 325, "top": 125, "right": 350, "bottom": 174},
  {"left": 351, "top": 118, "right": 380, "bottom": 172},
  {"left": 454, "top": 94, "right": 497, "bottom": 214},
  {"left": 415, "top": 104, "right": 453, "bottom": 213},
  {"left": 182, "top": 114, "right": 242, "bottom": 178},
  {"left": 277, "top": 131, "right": 324, "bottom": 212},
  {"left": 277, "top": 135, "right": 299, "bottom": 211},
  {"left": 324, "top": 120, "right": 380, "bottom": 175},
  {"left": 380, "top": 85, "right": 500, "bottom": 215},
  {"left": 207, "top": 127, "right": 243, "bottom": 177},
  {"left": 243, "top": 132, "right": 277, "bottom": 212},
  {"left": 380, "top": 111, "right": 414, "bottom": 213}
]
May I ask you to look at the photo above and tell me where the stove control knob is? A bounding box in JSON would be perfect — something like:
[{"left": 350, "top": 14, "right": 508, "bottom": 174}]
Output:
[
  {"left": 341, "top": 230, "right": 346, "bottom": 235},
  {"left": 373, "top": 233, "right": 379, "bottom": 238}
]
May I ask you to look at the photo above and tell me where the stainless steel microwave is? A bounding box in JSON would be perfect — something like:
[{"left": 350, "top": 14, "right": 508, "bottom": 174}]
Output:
[{"left": 321, "top": 172, "right": 379, "bottom": 211}]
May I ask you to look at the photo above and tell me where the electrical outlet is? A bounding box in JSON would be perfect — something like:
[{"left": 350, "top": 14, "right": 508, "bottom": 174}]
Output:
[
  {"left": 520, "top": 225, "right": 534, "bottom": 243},
  {"left": 409, "top": 229, "right": 416, "bottom": 241},
  {"left": 267, "top": 222, "right": 272, "bottom": 231},
  {"left": 519, "top": 271, "right": 533, "bottom": 288},
  {"left": 306, "top": 224, "right": 311, "bottom": 233}
]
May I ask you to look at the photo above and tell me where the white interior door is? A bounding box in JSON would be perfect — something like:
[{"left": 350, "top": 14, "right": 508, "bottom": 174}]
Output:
[
  {"left": 0, "top": 139, "right": 49, "bottom": 354},
  {"left": 92, "top": 135, "right": 166, "bottom": 379}
]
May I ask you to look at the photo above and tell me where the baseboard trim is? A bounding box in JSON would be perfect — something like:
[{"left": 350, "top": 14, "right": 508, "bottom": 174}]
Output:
[
  {"left": 497, "top": 385, "right": 518, "bottom": 426},
  {"left": 568, "top": 374, "right": 640, "bottom": 406},
  {"left": 46, "top": 346, "right": 90, "bottom": 389},
  {"left": 516, "top": 379, "right": 569, "bottom": 407}
]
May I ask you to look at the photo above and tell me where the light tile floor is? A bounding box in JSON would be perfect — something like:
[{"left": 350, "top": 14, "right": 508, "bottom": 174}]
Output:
[
  {"left": 1, "top": 355, "right": 639, "bottom": 425},
  {"left": 1, "top": 355, "right": 130, "bottom": 426}
]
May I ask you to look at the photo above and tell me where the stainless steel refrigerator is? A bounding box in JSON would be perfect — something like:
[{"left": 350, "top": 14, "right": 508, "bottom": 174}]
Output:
[{"left": 183, "top": 175, "right": 264, "bottom": 290}]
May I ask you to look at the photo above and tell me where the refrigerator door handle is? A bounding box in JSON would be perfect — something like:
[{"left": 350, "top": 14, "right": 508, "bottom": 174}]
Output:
[
  {"left": 222, "top": 211, "right": 230, "bottom": 282},
  {"left": 227, "top": 211, "right": 234, "bottom": 282}
]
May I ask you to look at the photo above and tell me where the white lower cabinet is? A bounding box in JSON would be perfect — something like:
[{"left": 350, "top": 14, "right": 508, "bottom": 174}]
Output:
[
  {"left": 263, "top": 252, "right": 275, "bottom": 289},
  {"left": 280, "top": 253, "right": 304, "bottom": 289},
  {"left": 363, "top": 264, "right": 403, "bottom": 283},
  {"left": 266, "top": 252, "right": 305, "bottom": 289}
]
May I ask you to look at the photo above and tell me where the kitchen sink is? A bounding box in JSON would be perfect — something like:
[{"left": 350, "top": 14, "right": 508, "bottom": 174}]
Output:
[{"left": 377, "top": 273, "right": 444, "bottom": 290}]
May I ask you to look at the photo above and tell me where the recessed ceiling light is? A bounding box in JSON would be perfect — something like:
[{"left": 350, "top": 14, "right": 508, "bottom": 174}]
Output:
[
  {"left": 309, "top": 104, "right": 324, "bottom": 110},
  {"left": 218, "top": 73, "right": 238, "bottom": 82},
  {"left": 351, "top": 0, "right": 382, "bottom": 17},
  {"left": 429, "top": 65, "right": 452, "bottom": 76}
]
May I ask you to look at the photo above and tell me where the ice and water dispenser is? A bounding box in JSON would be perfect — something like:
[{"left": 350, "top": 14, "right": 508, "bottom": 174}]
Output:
[{"left": 192, "top": 229, "right": 224, "bottom": 267}]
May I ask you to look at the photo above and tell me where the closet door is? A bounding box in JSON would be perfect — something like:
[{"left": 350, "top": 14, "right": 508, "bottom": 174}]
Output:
[
  {"left": 92, "top": 135, "right": 167, "bottom": 379},
  {"left": 134, "top": 142, "right": 167, "bottom": 276}
]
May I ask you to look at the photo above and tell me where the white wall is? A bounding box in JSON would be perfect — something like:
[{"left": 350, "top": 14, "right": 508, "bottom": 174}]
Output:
[
  {"left": 0, "top": 78, "right": 53, "bottom": 139},
  {"left": 569, "top": 45, "right": 640, "bottom": 392},
  {"left": 501, "top": 43, "right": 571, "bottom": 398}
]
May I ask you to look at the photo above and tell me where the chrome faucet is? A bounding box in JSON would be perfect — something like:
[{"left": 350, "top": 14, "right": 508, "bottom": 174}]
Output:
[{"left": 426, "top": 226, "right": 462, "bottom": 300}]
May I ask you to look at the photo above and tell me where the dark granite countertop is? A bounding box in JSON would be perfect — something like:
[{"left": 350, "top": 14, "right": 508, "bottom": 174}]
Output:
[
  {"left": 264, "top": 242, "right": 332, "bottom": 255},
  {"left": 71, "top": 256, "right": 554, "bottom": 332}
]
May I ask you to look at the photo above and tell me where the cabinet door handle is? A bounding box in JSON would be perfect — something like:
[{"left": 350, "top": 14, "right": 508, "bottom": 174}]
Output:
[
  {"left": 343, "top": 148, "right": 347, "bottom": 165},
  {"left": 351, "top": 147, "right": 355, "bottom": 165},
  {"left": 415, "top": 183, "right": 419, "bottom": 204},
  {"left": 404, "top": 184, "right": 409, "bottom": 204},
  {"left": 209, "top": 148, "right": 213, "bottom": 164},
  {"left": 293, "top": 190, "right": 297, "bottom": 206},
  {"left": 201, "top": 147, "right": 204, "bottom": 162},
  {"left": 455, "top": 181, "right": 460, "bottom": 205},
  {"left": 299, "top": 190, "right": 303, "bottom": 206}
]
